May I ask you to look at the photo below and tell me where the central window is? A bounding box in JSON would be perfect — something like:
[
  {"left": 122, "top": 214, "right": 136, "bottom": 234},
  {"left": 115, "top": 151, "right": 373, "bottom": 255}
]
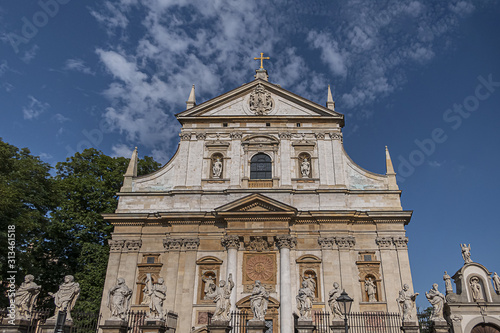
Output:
[{"left": 250, "top": 153, "right": 272, "bottom": 179}]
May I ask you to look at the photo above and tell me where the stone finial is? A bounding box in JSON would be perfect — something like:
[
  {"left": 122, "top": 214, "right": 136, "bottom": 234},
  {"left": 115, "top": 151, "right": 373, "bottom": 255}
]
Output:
[
  {"left": 186, "top": 85, "right": 196, "bottom": 109},
  {"left": 120, "top": 147, "right": 138, "bottom": 192},
  {"left": 385, "top": 146, "right": 399, "bottom": 190},
  {"left": 327, "top": 85, "right": 335, "bottom": 111}
]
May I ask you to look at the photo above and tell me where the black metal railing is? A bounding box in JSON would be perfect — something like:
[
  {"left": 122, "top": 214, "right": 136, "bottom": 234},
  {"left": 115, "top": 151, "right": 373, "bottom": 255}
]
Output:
[
  {"left": 348, "top": 312, "right": 402, "bottom": 333},
  {"left": 313, "top": 311, "right": 331, "bottom": 333},
  {"left": 126, "top": 310, "right": 146, "bottom": 333},
  {"left": 229, "top": 311, "right": 249, "bottom": 333}
]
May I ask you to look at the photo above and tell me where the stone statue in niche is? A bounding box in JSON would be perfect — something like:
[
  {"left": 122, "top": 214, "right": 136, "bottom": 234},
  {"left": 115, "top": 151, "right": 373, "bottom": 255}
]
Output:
[
  {"left": 397, "top": 284, "right": 418, "bottom": 322},
  {"left": 14, "top": 274, "right": 41, "bottom": 320},
  {"left": 296, "top": 281, "right": 314, "bottom": 320},
  {"left": 144, "top": 275, "right": 167, "bottom": 320},
  {"left": 300, "top": 157, "right": 311, "bottom": 178},
  {"left": 460, "top": 243, "right": 472, "bottom": 264},
  {"left": 48, "top": 275, "right": 80, "bottom": 321},
  {"left": 108, "top": 278, "right": 132, "bottom": 320},
  {"left": 202, "top": 274, "right": 216, "bottom": 300},
  {"left": 425, "top": 283, "right": 445, "bottom": 321},
  {"left": 302, "top": 272, "right": 316, "bottom": 297},
  {"left": 328, "top": 282, "right": 343, "bottom": 319},
  {"left": 470, "top": 277, "right": 484, "bottom": 301},
  {"left": 443, "top": 271, "right": 453, "bottom": 294},
  {"left": 365, "top": 277, "right": 377, "bottom": 302},
  {"left": 208, "top": 273, "right": 234, "bottom": 322},
  {"left": 250, "top": 280, "right": 269, "bottom": 321},
  {"left": 212, "top": 157, "right": 223, "bottom": 178},
  {"left": 492, "top": 272, "right": 500, "bottom": 295}
]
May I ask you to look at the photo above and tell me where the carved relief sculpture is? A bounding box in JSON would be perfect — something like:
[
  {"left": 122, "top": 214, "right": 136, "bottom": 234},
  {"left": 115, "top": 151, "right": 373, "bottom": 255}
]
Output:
[
  {"left": 48, "top": 275, "right": 80, "bottom": 321},
  {"left": 470, "top": 277, "right": 484, "bottom": 301},
  {"left": 249, "top": 84, "right": 274, "bottom": 115},
  {"left": 492, "top": 272, "right": 500, "bottom": 295},
  {"left": 328, "top": 282, "right": 343, "bottom": 319},
  {"left": 443, "top": 271, "right": 453, "bottom": 294},
  {"left": 460, "top": 243, "right": 472, "bottom": 264},
  {"left": 397, "top": 284, "right": 418, "bottom": 322},
  {"left": 296, "top": 281, "right": 314, "bottom": 320},
  {"left": 365, "top": 277, "right": 377, "bottom": 302},
  {"left": 250, "top": 280, "right": 269, "bottom": 321},
  {"left": 108, "top": 278, "right": 132, "bottom": 320},
  {"left": 14, "top": 274, "right": 41, "bottom": 320},
  {"left": 208, "top": 273, "right": 234, "bottom": 322},
  {"left": 425, "top": 283, "right": 446, "bottom": 321}
]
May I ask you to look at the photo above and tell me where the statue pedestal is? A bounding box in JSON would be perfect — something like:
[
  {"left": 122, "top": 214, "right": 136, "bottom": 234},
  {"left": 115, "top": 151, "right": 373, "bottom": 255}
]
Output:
[
  {"left": 140, "top": 319, "right": 166, "bottom": 333},
  {"left": 401, "top": 320, "right": 421, "bottom": 333},
  {"left": 431, "top": 319, "right": 449, "bottom": 333},
  {"left": 296, "top": 319, "right": 315, "bottom": 333},
  {"left": 247, "top": 320, "right": 267, "bottom": 333},
  {"left": 1, "top": 318, "right": 31, "bottom": 333},
  {"left": 100, "top": 319, "right": 128, "bottom": 333},
  {"left": 40, "top": 319, "right": 72, "bottom": 333},
  {"left": 330, "top": 319, "right": 346, "bottom": 333},
  {"left": 207, "top": 320, "right": 231, "bottom": 333},
  {"left": 165, "top": 312, "right": 178, "bottom": 333}
]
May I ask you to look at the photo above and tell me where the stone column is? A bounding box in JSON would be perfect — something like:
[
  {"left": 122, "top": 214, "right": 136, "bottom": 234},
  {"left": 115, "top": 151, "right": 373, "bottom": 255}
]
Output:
[
  {"left": 163, "top": 238, "right": 182, "bottom": 308},
  {"left": 315, "top": 133, "right": 328, "bottom": 187},
  {"left": 336, "top": 236, "right": 357, "bottom": 310},
  {"left": 401, "top": 321, "right": 420, "bottom": 333},
  {"left": 376, "top": 237, "right": 401, "bottom": 313},
  {"left": 279, "top": 133, "right": 292, "bottom": 187},
  {"left": 330, "top": 133, "right": 345, "bottom": 187},
  {"left": 229, "top": 132, "right": 242, "bottom": 188},
  {"left": 174, "top": 132, "right": 191, "bottom": 188},
  {"left": 295, "top": 319, "right": 315, "bottom": 333},
  {"left": 247, "top": 320, "right": 267, "bottom": 333},
  {"left": 318, "top": 237, "right": 340, "bottom": 304},
  {"left": 100, "top": 239, "right": 125, "bottom": 320},
  {"left": 431, "top": 320, "right": 449, "bottom": 333},
  {"left": 0, "top": 318, "right": 31, "bottom": 333},
  {"left": 222, "top": 235, "right": 240, "bottom": 312},
  {"left": 177, "top": 238, "right": 199, "bottom": 333},
  {"left": 275, "top": 235, "right": 297, "bottom": 333},
  {"left": 100, "top": 319, "right": 128, "bottom": 333}
]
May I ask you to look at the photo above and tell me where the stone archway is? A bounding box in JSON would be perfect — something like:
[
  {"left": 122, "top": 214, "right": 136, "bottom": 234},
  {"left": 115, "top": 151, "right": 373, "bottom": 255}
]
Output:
[{"left": 472, "top": 324, "right": 500, "bottom": 333}]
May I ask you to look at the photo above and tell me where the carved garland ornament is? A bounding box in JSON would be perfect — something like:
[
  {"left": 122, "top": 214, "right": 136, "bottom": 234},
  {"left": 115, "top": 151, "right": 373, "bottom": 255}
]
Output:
[{"left": 249, "top": 84, "right": 274, "bottom": 115}]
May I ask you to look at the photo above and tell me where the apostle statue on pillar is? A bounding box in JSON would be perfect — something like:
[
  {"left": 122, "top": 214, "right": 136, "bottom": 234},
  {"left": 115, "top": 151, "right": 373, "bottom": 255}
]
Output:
[
  {"left": 250, "top": 280, "right": 269, "bottom": 321},
  {"left": 48, "top": 275, "right": 80, "bottom": 321},
  {"left": 328, "top": 282, "right": 343, "bottom": 319},
  {"left": 108, "top": 278, "right": 132, "bottom": 320},
  {"left": 144, "top": 276, "right": 167, "bottom": 320},
  {"left": 397, "top": 283, "right": 418, "bottom": 322},
  {"left": 425, "top": 283, "right": 446, "bottom": 321},
  {"left": 14, "top": 274, "right": 41, "bottom": 320},
  {"left": 208, "top": 273, "right": 234, "bottom": 322},
  {"left": 296, "top": 281, "right": 314, "bottom": 320}
]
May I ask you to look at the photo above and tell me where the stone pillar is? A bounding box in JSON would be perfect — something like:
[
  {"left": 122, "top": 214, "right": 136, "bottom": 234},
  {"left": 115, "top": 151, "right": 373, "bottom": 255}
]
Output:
[
  {"left": 296, "top": 319, "right": 315, "bottom": 333},
  {"left": 100, "top": 239, "right": 125, "bottom": 320},
  {"left": 165, "top": 312, "right": 178, "bottom": 333},
  {"left": 247, "top": 320, "right": 267, "bottom": 333},
  {"left": 316, "top": 133, "right": 328, "bottom": 187},
  {"left": 229, "top": 132, "right": 242, "bottom": 188},
  {"left": 174, "top": 132, "right": 191, "bottom": 188},
  {"left": 100, "top": 319, "right": 128, "bottom": 333},
  {"left": 318, "top": 237, "right": 340, "bottom": 303},
  {"left": 376, "top": 236, "right": 401, "bottom": 313},
  {"left": 330, "top": 133, "right": 345, "bottom": 187},
  {"left": 0, "top": 318, "right": 31, "bottom": 333},
  {"left": 431, "top": 320, "right": 449, "bottom": 333},
  {"left": 336, "top": 236, "right": 357, "bottom": 310},
  {"left": 221, "top": 235, "right": 240, "bottom": 312},
  {"left": 279, "top": 133, "right": 292, "bottom": 187},
  {"left": 276, "top": 235, "right": 297, "bottom": 333},
  {"left": 207, "top": 321, "right": 231, "bottom": 333},
  {"left": 140, "top": 319, "right": 166, "bottom": 333},
  {"left": 401, "top": 321, "right": 420, "bottom": 333},
  {"left": 40, "top": 319, "right": 72, "bottom": 333},
  {"left": 330, "top": 319, "right": 346, "bottom": 333},
  {"left": 177, "top": 238, "right": 199, "bottom": 332}
]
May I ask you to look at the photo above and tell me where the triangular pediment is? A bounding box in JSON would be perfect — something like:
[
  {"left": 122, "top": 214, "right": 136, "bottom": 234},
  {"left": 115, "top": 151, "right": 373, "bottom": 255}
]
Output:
[
  {"left": 214, "top": 193, "right": 297, "bottom": 214},
  {"left": 176, "top": 79, "right": 344, "bottom": 123}
]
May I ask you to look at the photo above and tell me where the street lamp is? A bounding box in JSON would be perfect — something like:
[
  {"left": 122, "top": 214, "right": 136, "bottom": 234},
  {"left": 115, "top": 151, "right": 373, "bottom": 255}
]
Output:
[{"left": 336, "top": 290, "right": 353, "bottom": 333}]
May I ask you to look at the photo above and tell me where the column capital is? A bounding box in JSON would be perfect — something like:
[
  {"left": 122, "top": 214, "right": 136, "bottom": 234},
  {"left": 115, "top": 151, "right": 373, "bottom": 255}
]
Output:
[
  {"left": 275, "top": 235, "right": 297, "bottom": 249},
  {"left": 375, "top": 236, "right": 393, "bottom": 249},
  {"left": 279, "top": 132, "right": 292, "bottom": 140},
  {"left": 335, "top": 236, "right": 355, "bottom": 250},
  {"left": 318, "top": 237, "right": 335, "bottom": 250},
  {"left": 230, "top": 132, "right": 243, "bottom": 140},
  {"left": 393, "top": 236, "right": 408, "bottom": 249},
  {"left": 183, "top": 238, "right": 200, "bottom": 251},
  {"left": 108, "top": 239, "right": 125, "bottom": 253},
  {"left": 163, "top": 238, "right": 183, "bottom": 251},
  {"left": 124, "top": 240, "right": 142, "bottom": 252},
  {"left": 221, "top": 235, "right": 241, "bottom": 250}
]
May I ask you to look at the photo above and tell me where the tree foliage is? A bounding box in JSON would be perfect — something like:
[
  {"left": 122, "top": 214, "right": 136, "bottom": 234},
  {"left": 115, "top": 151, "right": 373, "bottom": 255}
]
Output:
[{"left": 0, "top": 141, "right": 161, "bottom": 312}]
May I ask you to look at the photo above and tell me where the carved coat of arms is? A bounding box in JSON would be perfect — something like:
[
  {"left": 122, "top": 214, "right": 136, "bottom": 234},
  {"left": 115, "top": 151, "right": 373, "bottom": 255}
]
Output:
[{"left": 249, "top": 84, "right": 274, "bottom": 115}]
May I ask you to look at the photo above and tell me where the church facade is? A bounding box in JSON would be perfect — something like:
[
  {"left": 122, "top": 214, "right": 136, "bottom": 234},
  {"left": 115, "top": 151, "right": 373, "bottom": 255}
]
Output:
[{"left": 100, "top": 66, "right": 416, "bottom": 333}]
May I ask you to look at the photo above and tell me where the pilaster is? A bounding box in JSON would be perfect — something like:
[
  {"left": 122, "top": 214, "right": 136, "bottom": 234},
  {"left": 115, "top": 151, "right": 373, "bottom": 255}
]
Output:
[
  {"left": 275, "top": 235, "right": 296, "bottom": 333},
  {"left": 222, "top": 235, "right": 240, "bottom": 312}
]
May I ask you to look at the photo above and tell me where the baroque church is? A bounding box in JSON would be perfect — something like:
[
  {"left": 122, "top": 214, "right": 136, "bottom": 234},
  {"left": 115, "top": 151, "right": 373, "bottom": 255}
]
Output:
[{"left": 99, "top": 58, "right": 417, "bottom": 333}]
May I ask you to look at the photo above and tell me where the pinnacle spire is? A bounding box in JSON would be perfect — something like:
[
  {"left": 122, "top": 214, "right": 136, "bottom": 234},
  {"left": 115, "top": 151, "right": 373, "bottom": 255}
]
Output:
[
  {"left": 121, "top": 147, "right": 138, "bottom": 192},
  {"left": 186, "top": 85, "right": 196, "bottom": 109},
  {"left": 385, "top": 146, "right": 399, "bottom": 190},
  {"left": 327, "top": 85, "right": 335, "bottom": 111}
]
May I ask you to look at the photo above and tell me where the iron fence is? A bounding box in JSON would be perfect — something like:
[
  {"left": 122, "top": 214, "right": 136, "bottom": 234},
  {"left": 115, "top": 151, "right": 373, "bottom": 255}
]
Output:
[
  {"left": 313, "top": 311, "right": 331, "bottom": 333},
  {"left": 126, "top": 310, "right": 146, "bottom": 333},
  {"left": 348, "top": 312, "right": 402, "bottom": 333}
]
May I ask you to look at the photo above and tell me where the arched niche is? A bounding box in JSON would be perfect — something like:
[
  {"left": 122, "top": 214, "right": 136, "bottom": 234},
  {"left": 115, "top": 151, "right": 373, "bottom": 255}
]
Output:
[
  {"left": 196, "top": 256, "right": 223, "bottom": 303},
  {"left": 296, "top": 254, "right": 322, "bottom": 301}
]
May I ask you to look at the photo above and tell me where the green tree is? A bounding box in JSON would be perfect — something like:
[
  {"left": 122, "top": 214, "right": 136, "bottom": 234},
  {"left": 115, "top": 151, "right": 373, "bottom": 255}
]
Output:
[
  {"left": 48, "top": 148, "right": 160, "bottom": 312},
  {"left": 0, "top": 138, "right": 58, "bottom": 307}
]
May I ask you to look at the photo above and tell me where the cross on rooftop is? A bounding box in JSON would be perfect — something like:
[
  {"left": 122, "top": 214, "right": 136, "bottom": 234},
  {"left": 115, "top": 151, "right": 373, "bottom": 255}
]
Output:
[{"left": 254, "top": 52, "right": 270, "bottom": 69}]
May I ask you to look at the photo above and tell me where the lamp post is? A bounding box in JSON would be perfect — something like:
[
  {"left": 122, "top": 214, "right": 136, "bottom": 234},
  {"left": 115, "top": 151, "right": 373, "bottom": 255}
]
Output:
[{"left": 336, "top": 290, "right": 353, "bottom": 333}]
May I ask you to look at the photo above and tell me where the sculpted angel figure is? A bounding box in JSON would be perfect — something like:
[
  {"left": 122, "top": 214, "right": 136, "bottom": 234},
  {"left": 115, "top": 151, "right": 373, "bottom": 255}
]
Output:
[
  {"left": 397, "top": 284, "right": 418, "bottom": 322},
  {"left": 460, "top": 244, "right": 472, "bottom": 264},
  {"left": 250, "top": 280, "right": 269, "bottom": 321},
  {"left": 365, "top": 278, "right": 377, "bottom": 302},
  {"left": 14, "top": 275, "right": 41, "bottom": 320},
  {"left": 426, "top": 283, "right": 445, "bottom": 321},
  {"left": 328, "top": 282, "right": 343, "bottom": 319},
  {"left": 108, "top": 278, "right": 132, "bottom": 320},
  {"left": 48, "top": 275, "right": 80, "bottom": 321},
  {"left": 209, "top": 273, "right": 234, "bottom": 322},
  {"left": 296, "top": 281, "right": 314, "bottom": 320}
]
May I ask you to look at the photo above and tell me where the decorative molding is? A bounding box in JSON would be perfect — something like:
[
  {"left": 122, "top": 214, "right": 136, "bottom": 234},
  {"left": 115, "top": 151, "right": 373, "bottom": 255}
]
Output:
[
  {"left": 375, "top": 237, "right": 393, "bottom": 249},
  {"left": 243, "top": 283, "right": 275, "bottom": 293},
  {"left": 315, "top": 132, "right": 326, "bottom": 140},
  {"left": 336, "top": 236, "right": 355, "bottom": 249},
  {"left": 124, "top": 240, "right": 142, "bottom": 252},
  {"left": 229, "top": 132, "right": 242, "bottom": 140},
  {"left": 221, "top": 235, "right": 241, "bottom": 250},
  {"left": 180, "top": 132, "right": 192, "bottom": 141},
  {"left": 163, "top": 238, "right": 200, "bottom": 251},
  {"left": 318, "top": 237, "right": 336, "bottom": 250},
  {"left": 279, "top": 132, "right": 292, "bottom": 140},
  {"left": 249, "top": 83, "right": 274, "bottom": 115},
  {"left": 109, "top": 239, "right": 125, "bottom": 252},
  {"left": 275, "top": 235, "right": 297, "bottom": 249},
  {"left": 450, "top": 314, "right": 462, "bottom": 323},
  {"left": 184, "top": 238, "right": 201, "bottom": 251},
  {"left": 393, "top": 236, "right": 408, "bottom": 249},
  {"left": 196, "top": 133, "right": 206, "bottom": 140},
  {"left": 330, "top": 133, "right": 343, "bottom": 141}
]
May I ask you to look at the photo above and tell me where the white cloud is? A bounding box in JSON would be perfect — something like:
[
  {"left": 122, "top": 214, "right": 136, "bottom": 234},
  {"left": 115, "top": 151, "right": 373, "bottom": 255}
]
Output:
[
  {"left": 22, "top": 96, "right": 49, "bottom": 120},
  {"left": 52, "top": 113, "right": 70, "bottom": 123},
  {"left": 0, "top": 60, "right": 9, "bottom": 76},
  {"left": 111, "top": 143, "right": 134, "bottom": 158},
  {"left": 64, "top": 59, "right": 94, "bottom": 75},
  {"left": 22, "top": 45, "right": 39, "bottom": 63}
]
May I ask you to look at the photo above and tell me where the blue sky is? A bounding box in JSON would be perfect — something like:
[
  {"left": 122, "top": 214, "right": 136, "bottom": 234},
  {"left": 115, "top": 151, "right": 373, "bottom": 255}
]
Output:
[{"left": 1, "top": 0, "right": 500, "bottom": 308}]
